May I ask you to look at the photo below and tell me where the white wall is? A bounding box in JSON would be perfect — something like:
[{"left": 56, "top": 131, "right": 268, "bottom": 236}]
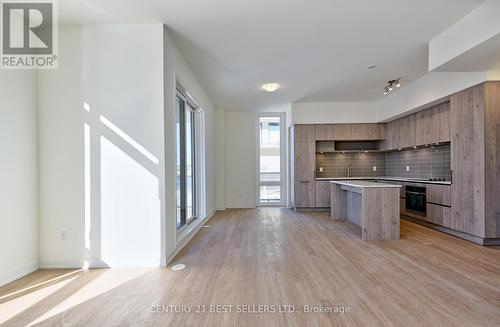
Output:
[
  {"left": 162, "top": 26, "right": 216, "bottom": 262},
  {"left": 223, "top": 111, "right": 257, "bottom": 208},
  {"left": 0, "top": 70, "right": 39, "bottom": 285},
  {"left": 375, "top": 72, "right": 488, "bottom": 121},
  {"left": 429, "top": 0, "right": 500, "bottom": 71},
  {"left": 38, "top": 24, "right": 215, "bottom": 268},
  {"left": 292, "top": 72, "right": 490, "bottom": 124},
  {"left": 39, "top": 25, "right": 165, "bottom": 268},
  {"left": 215, "top": 110, "right": 225, "bottom": 210},
  {"left": 291, "top": 102, "right": 376, "bottom": 124}
]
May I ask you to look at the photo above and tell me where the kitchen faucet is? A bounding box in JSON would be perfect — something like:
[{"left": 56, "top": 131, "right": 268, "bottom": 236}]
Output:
[{"left": 346, "top": 164, "right": 352, "bottom": 178}]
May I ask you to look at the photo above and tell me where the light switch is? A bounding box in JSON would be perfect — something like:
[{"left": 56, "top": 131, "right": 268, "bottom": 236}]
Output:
[{"left": 406, "top": 166, "right": 410, "bottom": 171}]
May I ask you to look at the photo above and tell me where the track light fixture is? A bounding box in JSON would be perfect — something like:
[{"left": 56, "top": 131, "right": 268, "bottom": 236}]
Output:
[{"left": 384, "top": 78, "right": 401, "bottom": 95}]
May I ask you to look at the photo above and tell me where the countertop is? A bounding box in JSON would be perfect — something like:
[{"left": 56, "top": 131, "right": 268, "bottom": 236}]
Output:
[
  {"left": 330, "top": 180, "right": 402, "bottom": 188},
  {"left": 316, "top": 176, "right": 451, "bottom": 185}
]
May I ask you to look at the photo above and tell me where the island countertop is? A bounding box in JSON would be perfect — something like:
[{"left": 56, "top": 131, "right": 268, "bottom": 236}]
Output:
[{"left": 330, "top": 180, "right": 402, "bottom": 188}]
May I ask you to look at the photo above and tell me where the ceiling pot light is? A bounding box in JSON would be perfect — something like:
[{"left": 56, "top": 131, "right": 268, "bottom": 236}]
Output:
[{"left": 262, "top": 83, "right": 280, "bottom": 92}]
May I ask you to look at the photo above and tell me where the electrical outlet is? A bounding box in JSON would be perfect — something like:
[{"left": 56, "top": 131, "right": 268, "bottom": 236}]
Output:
[
  {"left": 373, "top": 166, "right": 377, "bottom": 171},
  {"left": 60, "top": 230, "right": 67, "bottom": 240},
  {"left": 406, "top": 166, "right": 410, "bottom": 171}
]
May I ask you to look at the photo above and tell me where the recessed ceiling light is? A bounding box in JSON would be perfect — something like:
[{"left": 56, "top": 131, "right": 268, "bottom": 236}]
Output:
[{"left": 262, "top": 83, "right": 280, "bottom": 92}]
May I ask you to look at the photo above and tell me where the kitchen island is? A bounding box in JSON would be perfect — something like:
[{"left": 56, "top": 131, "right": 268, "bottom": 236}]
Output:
[{"left": 330, "top": 181, "right": 401, "bottom": 240}]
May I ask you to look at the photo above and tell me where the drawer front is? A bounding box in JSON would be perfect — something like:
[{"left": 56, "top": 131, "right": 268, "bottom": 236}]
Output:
[
  {"left": 427, "top": 184, "right": 451, "bottom": 206},
  {"left": 426, "top": 203, "right": 451, "bottom": 227}
]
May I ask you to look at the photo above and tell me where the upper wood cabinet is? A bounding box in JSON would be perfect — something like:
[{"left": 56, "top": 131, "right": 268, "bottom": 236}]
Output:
[
  {"left": 333, "top": 124, "right": 352, "bottom": 140},
  {"left": 334, "top": 123, "right": 385, "bottom": 141},
  {"left": 400, "top": 115, "right": 416, "bottom": 148},
  {"left": 387, "top": 119, "right": 401, "bottom": 149},
  {"left": 382, "top": 101, "right": 451, "bottom": 150},
  {"left": 414, "top": 102, "right": 450, "bottom": 146},
  {"left": 437, "top": 102, "right": 451, "bottom": 143},
  {"left": 294, "top": 124, "right": 315, "bottom": 143},
  {"left": 415, "top": 107, "right": 434, "bottom": 145},
  {"left": 315, "top": 124, "right": 335, "bottom": 140}
]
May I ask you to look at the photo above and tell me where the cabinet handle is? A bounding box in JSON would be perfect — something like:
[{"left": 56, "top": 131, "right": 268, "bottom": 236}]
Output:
[{"left": 300, "top": 181, "right": 310, "bottom": 184}]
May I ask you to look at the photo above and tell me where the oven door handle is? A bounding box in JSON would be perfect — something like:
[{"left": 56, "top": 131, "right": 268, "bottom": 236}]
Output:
[{"left": 406, "top": 191, "right": 426, "bottom": 195}]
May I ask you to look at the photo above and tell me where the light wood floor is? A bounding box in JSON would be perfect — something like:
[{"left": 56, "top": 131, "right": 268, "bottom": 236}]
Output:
[{"left": 1, "top": 208, "right": 500, "bottom": 326}]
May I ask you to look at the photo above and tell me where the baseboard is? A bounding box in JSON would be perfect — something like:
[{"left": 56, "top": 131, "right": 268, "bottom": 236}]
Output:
[
  {"left": 216, "top": 207, "right": 226, "bottom": 211},
  {"left": 401, "top": 216, "right": 500, "bottom": 246},
  {"left": 39, "top": 210, "right": 219, "bottom": 270},
  {"left": 166, "top": 209, "right": 217, "bottom": 265},
  {"left": 295, "top": 207, "right": 330, "bottom": 212},
  {"left": 0, "top": 261, "right": 39, "bottom": 287},
  {"left": 39, "top": 258, "right": 109, "bottom": 269}
]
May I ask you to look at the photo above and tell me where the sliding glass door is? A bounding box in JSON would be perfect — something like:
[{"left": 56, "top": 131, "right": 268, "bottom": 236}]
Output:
[
  {"left": 176, "top": 93, "right": 197, "bottom": 230},
  {"left": 257, "top": 113, "right": 286, "bottom": 206}
]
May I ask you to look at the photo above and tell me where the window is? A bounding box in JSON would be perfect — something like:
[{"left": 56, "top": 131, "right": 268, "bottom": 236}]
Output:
[
  {"left": 176, "top": 87, "right": 203, "bottom": 230},
  {"left": 257, "top": 113, "right": 286, "bottom": 206}
]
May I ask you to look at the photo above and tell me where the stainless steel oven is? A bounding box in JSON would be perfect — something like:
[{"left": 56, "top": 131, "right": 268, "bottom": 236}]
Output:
[{"left": 405, "top": 186, "right": 426, "bottom": 216}]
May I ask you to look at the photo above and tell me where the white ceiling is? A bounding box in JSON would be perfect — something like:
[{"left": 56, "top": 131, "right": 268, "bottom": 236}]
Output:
[{"left": 59, "top": 0, "right": 484, "bottom": 111}]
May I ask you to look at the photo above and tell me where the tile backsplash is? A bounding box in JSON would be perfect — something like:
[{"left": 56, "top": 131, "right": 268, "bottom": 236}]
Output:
[
  {"left": 385, "top": 144, "right": 451, "bottom": 180},
  {"left": 316, "top": 144, "right": 451, "bottom": 180},
  {"left": 316, "top": 152, "right": 386, "bottom": 178}
]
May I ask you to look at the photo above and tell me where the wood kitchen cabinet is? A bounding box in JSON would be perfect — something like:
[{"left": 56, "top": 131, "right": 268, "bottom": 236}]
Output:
[
  {"left": 426, "top": 203, "right": 451, "bottom": 227},
  {"left": 427, "top": 184, "right": 451, "bottom": 207},
  {"left": 294, "top": 141, "right": 315, "bottom": 181},
  {"left": 400, "top": 115, "right": 416, "bottom": 148},
  {"left": 351, "top": 124, "right": 385, "bottom": 140},
  {"left": 315, "top": 181, "right": 331, "bottom": 207},
  {"left": 294, "top": 124, "right": 316, "bottom": 142},
  {"left": 449, "top": 82, "right": 500, "bottom": 240},
  {"left": 450, "top": 85, "right": 485, "bottom": 236},
  {"left": 315, "top": 124, "right": 335, "bottom": 140},
  {"left": 293, "top": 124, "right": 316, "bottom": 207},
  {"left": 437, "top": 102, "right": 451, "bottom": 143},
  {"left": 295, "top": 181, "right": 316, "bottom": 207},
  {"left": 387, "top": 119, "right": 401, "bottom": 149},
  {"left": 415, "top": 107, "right": 434, "bottom": 145},
  {"left": 333, "top": 124, "right": 352, "bottom": 140},
  {"left": 414, "top": 102, "right": 450, "bottom": 146}
]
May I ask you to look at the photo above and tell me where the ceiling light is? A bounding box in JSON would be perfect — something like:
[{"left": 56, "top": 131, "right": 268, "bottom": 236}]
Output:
[
  {"left": 383, "top": 77, "right": 402, "bottom": 95},
  {"left": 262, "top": 83, "right": 280, "bottom": 92}
]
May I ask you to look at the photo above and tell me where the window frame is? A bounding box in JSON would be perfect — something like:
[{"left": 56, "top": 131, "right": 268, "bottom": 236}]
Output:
[
  {"left": 256, "top": 112, "right": 287, "bottom": 207},
  {"left": 175, "top": 86, "right": 203, "bottom": 233}
]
